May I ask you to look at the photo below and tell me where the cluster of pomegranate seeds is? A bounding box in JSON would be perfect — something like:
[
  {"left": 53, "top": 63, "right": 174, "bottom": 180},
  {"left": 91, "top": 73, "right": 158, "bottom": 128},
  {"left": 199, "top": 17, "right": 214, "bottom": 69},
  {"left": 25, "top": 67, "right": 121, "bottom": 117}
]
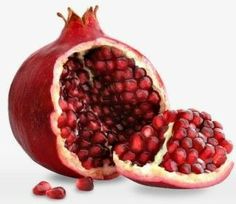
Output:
[
  {"left": 158, "top": 109, "right": 233, "bottom": 174},
  {"left": 33, "top": 181, "right": 66, "bottom": 199},
  {"left": 76, "top": 177, "right": 94, "bottom": 191},
  {"left": 57, "top": 46, "right": 161, "bottom": 169},
  {"left": 115, "top": 125, "right": 165, "bottom": 166},
  {"left": 115, "top": 109, "right": 233, "bottom": 173}
]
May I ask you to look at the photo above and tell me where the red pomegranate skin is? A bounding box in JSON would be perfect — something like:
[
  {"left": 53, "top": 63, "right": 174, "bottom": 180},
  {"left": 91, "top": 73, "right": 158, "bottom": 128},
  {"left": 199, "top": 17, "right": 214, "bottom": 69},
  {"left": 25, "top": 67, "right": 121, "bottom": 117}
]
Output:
[{"left": 8, "top": 7, "right": 165, "bottom": 178}]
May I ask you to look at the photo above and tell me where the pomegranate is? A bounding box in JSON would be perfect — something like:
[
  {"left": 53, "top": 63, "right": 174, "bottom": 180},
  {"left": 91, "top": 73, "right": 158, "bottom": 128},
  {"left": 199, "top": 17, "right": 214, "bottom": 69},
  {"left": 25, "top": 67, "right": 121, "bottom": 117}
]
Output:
[
  {"left": 114, "top": 109, "right": 233, "bottom": 188},
  {"left": 46, "top": 187, "right": 66, "bottom": 199},
  {"left": 76, "top": 177, "right": 94, "bottom": 191},
  {"left": 33, "top": 181, "right": 51, "bottom": 195},
  {"left": 9, "top": 7, "right": 168, "bottom": 180}
]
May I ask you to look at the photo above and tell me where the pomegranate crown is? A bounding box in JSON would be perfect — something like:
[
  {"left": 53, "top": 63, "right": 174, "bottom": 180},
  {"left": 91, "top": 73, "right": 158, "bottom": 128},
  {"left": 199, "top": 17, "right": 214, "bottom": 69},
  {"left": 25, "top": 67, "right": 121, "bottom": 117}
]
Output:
[{"left": 57, "top": 6, "right": 104, "bottom": 42}]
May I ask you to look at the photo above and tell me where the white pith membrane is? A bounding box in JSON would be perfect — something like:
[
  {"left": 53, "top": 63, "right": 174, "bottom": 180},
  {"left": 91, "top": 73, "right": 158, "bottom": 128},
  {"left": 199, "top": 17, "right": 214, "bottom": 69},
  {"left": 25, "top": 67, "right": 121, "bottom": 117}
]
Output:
[
  {"left": 113, "top": 111, "right": 234, "bottom": 188},
  {"left": 50, "top": 37, "right": 168, "bottom": 179}
]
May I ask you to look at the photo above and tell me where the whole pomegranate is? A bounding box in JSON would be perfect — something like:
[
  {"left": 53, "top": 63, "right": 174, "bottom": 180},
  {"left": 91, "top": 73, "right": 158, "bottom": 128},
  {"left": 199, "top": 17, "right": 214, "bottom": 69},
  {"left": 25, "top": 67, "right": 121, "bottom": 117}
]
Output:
[
  {"left": 9, "top": 7, "right": 168, "bottom": 180},
  {"left": 9, "top": 6, "right": 233, "bottom": 188}
]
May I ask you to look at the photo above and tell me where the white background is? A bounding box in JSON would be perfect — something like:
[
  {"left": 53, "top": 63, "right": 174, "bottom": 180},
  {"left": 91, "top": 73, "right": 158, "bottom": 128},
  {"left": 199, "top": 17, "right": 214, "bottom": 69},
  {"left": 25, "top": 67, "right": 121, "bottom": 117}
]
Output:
[{"left": 0, "top": 0, "right": 236, "bottom": 203}]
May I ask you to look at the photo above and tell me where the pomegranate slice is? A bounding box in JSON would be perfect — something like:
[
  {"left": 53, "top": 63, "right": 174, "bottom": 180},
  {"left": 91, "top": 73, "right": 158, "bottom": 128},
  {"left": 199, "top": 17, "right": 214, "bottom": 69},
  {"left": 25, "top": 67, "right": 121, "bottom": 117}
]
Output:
[
  {"left": 9, "top": 7, "right": 168, "bottom": 180},
  {"left": 114, "top": 109, "right": 233, "bottom": 188}
]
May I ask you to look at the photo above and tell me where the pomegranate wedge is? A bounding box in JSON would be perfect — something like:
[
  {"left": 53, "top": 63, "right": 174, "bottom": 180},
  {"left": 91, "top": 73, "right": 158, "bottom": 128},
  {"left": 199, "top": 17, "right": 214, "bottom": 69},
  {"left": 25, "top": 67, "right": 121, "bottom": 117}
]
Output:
[{"left": 114, "top": 109, "right": 233, "bottom": 188}]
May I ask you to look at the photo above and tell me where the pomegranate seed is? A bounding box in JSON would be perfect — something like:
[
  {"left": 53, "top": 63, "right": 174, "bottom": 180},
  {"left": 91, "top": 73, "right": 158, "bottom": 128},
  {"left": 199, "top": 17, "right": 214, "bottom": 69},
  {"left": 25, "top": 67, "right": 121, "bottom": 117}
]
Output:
[
  {"left": 206, "top": 163, "right": 217, "bottom": 171},
  {"left": 136, "top": 89, "right": 149, "bottom": 101},
  {"left": 173, "top": 128, "right": 187, "bottom": 140},
  {"left": 181, "top": 137, "right": 193, "bottom": 149},
  {"left": 80, "top": 139, "right": 91, "bottom": 148},
  {"left": 201, "top": 111, "right": 212, "bottom": 120},
  {"left": 179, "top": 110, "right": 193, "bottom": 121},
  {"left": 167, "top": 140, "right": 179, "bottom": 154},
  {"left": 141, "top": 125, "right": 155, "bottom": 137},
  {"left": 199, "top": 144, "right": 215, "bottom": 160},
  {"left": 77, "top": 150, "right": 89, "bottom": 161},
  {"left": 92, "top": 132, "right": 106, "bottom": 144},
  {"left": 124, "top": 79, "right": 138, "bottom": 91},
  {"left": 192, "top": 112, "right": 203, "bottom": 126},
  {"left": 88, "top": 121, "right": 100, "bottom": 131},
  {"left": 187, "top": 127, "right": 198, "bottom": 138},
  {"left": 208, "top": 138, "right": 219, "bottom": 146},
  {"left": 134, "top": 68, "right": 146, "bottom": 79},
  {"left": 173, "top": 118, "right": 189, "bottom": 130},
  {"left": 101, "top": 46, "right": 112, "bottom": 59},
  {"left": 121, "top": 92, "right": 135, "bottom": 102},
  {"left": 148, "top": 91, "right": 160, "bottom": 104},
  {"left": 203, "top": 120, "right": 214, "bottom": 128},
  {"left": 179, "top": 163, "right": 191, "bottom": 174},
  {"left": 46, "top": 187, "right": 66, "bottom": 199},
  {"left": 106, "top": 60, "right": 115, "bottom": 71},
  {"left": 146, "top": 136, "right": 159, "bottom": 152},
  {"left": 172, "top": 148, "right": 187, "bottom": 165},
  {"left": 191, "top": 163, "right": 204, "bottom": 174},
  {"left": 57, "top": 113, "right": 67, "bottom": 128},
  {"left": 152, "top": 115, "right": 165, "bottom": 129},
  {"left": 33, "top": 181, "right": 51, "bottom": 196},
  {"left": 94, "top": 61, "right": 106, "bottom": 72},
  {"left": 186, "top": 149, "right": 198, "bottom": 164},
  {"left": 114, "top": 82, "right": 124, "bottom": 93},
  {"left": 213, "top": 121, "right": 223, "bottom": 129},
  {"left": 130, "top": 133, "right": 144, "bottom": 153},
  {"left": 61, "top": 127, "right": 71, "bottom": 138},
  {"left": 122, "top": 151, "right": 136, "bottom": 162},
  {"left": 59, "top": 99, "right": 68, "bottom": 111},
  {"left": 89, "top": 145, "right": 103, "bottom": 157},
  {"left": 220, "top": 139, "right": 233, "bottom": 153},
  {"left": 67, "top": 111, "right": 77, "bottom": 128},
  {"left": 116, "top": 58, "right": 129, "bottom": 70},
  {"left": 193, "top": 137, "right": 206, "bottom": 152},
  {"left": 139, "top": 76, "right": 152, "bottom": 90},
  {"left": 163, "top": 110, "right": 177, "bottom": 122},
  {"left": 201, "top": 127, "right": 214, "bottom": 138},
  {"left": 162, "top": 159, "right": 178, "bottom": 172},
  {"left": 82, "top": 157, "right": 94, "bottom": 169},
  {"left": 214, "top": 128, "right": 225, "bottom": 142},
  {"left": 111, "top": 47, "right": 124, "bottom": 57},
  {"left": 76, "top": 177, "right": 94, "bottom": 191},
  {"left": 138, "top": 151, "right": 151, "bottom": 164},
  {"left": 114, "top": 144, "right": 128, "bottom": 157},
  {"left": 139, "top": 102, "right": 152, "bottom": 111},
  {"left": 213, "top": 147, "right": 227, "bottom": 167}
]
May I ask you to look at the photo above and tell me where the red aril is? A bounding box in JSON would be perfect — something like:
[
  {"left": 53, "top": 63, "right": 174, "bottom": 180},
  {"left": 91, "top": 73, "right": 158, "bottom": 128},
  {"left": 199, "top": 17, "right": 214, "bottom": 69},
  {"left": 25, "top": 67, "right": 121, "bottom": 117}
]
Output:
[
  {"left": 32, "top": 181, "right": 51, "bottom": 196},
  {"left": 46, "top": 187, "right": 66, "bottom": 199},
  {"left": 76, "top": 177, "right": 94, "bottom": 191}
]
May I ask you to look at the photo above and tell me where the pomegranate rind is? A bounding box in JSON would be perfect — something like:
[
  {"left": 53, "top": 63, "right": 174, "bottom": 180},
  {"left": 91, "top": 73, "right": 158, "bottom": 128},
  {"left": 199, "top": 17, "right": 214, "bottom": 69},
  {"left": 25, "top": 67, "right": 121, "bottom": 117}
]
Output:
[
  {"left": 114, "top": 153, "right": 233, "bottom": 189},
  {"left": 9, "top": 7, "right": 168, "bottom": 179}
]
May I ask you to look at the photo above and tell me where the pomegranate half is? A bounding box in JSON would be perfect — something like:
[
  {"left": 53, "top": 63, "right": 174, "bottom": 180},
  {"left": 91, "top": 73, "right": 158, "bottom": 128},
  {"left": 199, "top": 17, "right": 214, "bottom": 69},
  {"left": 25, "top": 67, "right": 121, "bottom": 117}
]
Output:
[
  {"left": 9, "top": 7, "right": 168, "bottom": 179},
  {"left": 114, "top": 109, "right": 233, "bottom": 188}
]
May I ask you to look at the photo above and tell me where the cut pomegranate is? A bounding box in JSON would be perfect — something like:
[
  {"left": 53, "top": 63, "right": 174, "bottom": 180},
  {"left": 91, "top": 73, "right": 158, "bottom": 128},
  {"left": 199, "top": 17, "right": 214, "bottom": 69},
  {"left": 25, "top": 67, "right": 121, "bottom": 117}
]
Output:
[
  {"left": 114, "top": 109, "right": 233, "bottom": 188},
  {"left": 76, "top": 177, "right": 94, "bottom": 191},
  {"left": 46, "top": 187, "right": 66, "bottom": 199},
  {"left": 9, "top": 6, "right": 168, "bottom": 180},
  {"left": 32, "top": 181, "right": 51, "bottom": 196}
]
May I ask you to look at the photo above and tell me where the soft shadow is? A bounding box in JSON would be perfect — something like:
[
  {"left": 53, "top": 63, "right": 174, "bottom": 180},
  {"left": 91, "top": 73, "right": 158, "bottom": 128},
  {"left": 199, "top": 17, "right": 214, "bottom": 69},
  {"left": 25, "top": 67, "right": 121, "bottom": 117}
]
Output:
[
  {"left": 132, "top": 183, "right": 210, "bottom": 198},
  {"left": 95, "top": 176, "right": 126, "bottom": 186},
  {"left": 47, "top": 173, "right": 75, "bottom": 185}
]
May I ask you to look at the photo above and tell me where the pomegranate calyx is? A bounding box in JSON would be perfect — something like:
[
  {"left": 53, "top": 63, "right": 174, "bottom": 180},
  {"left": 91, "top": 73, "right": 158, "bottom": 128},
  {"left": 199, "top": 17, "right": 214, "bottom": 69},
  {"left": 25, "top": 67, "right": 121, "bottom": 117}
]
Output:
[{"left": 58, "top": 6, "right": 103, "bottom": 43}]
